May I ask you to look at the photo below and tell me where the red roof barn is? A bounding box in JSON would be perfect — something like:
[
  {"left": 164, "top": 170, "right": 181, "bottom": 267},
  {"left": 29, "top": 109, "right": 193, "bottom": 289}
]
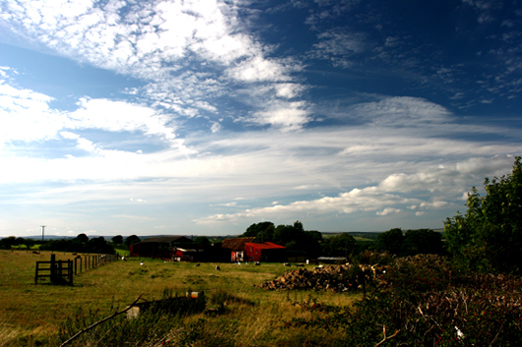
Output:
[
  {"left": 221, "top": 237, "right": 256, "bottom": 262},
  {"left": 244, "top": 242, "right": 287, "bottom": 262}
]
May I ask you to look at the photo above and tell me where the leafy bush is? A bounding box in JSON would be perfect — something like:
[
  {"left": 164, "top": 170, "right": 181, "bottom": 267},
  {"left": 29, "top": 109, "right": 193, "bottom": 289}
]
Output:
[{"left": 445, "top": 156, "right": 522, "bottom": 273}]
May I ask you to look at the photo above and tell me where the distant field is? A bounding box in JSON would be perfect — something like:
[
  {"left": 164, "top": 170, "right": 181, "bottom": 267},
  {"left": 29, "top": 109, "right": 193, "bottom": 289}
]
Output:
[
  {"left": 322, "top": 231, "right": 380, "bottom": 240},
  {"left": 0, "top": 249, "right": 360, "bottom": 346}
]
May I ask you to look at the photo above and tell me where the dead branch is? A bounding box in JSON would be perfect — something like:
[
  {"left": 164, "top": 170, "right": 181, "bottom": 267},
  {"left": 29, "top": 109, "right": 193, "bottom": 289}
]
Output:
[
  {"left": 421, "top": 324, "right": 435, "bottom": 344},
  {"left": 488, "top": 321, "right": 504, "bottom": 347},
  {"left": 60, "top": 293, "right": 144, "bottom": 347},
  {"left": 374, "top": 325, "right": 400, "bottom": 347}
]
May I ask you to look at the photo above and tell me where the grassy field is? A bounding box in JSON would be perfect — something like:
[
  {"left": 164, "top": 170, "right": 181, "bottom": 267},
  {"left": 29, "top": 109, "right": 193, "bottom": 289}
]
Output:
[{"left": 0, "top": 250, "right": 360, "bottom": 346}]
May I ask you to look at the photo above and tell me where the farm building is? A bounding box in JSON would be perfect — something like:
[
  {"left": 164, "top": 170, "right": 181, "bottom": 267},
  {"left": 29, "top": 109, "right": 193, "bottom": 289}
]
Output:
[
  {"left": 130, "top": 236, "right": 193, "bottom": 260},
  {"left": 287, "top": 249, "right": 307, "bottom": 263},
  {"left": 221, "top": 237, "right": 257, "bottom": 262},
  {"left": 244, "top": 242, "right": 287, "bottom": 262},
  {"left": 174, "top": 244, "right": 231, "bottom": 263}
]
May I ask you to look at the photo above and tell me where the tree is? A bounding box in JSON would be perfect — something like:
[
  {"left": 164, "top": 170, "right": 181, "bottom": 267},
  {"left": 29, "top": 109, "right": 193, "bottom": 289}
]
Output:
[
  {"left": 194, "top": 236, "right": 211, "bottom": 246},
  {"left": 273, "top": 224, "right": 300, "bottom": 246},
  {"left": 377, "top": 228, "right": 404, "bottom": 255},
  {"left": 86, "top": 237, "right": 114, "bottom": 254},
  {"left": 23, "top": 238, "right": 35, "bottom": 250},
  {"left": 125, "top": 235, "right": 141, "bottom": 247},
  {"left": 444, "top": 157, "right": 522, "bottom": 273},
  {"left": 76, "top": 234, "right": 89, "bottom": 243},
  {"left": 402, "top": 229, "right": 442, "bottom": 256},
  {"left": 242, "top": 221, "right": 275, "bottom": 241},
  {"left": 264, "top": 221, "right": 322, "bottom": 258},
  {"left": 0, "top": 236, "right": 17, "bottom": 249},
  {"left": 111, "top": 235, "right": 123, "bottom": 245},
  {"left": 321, "top": 233, "right": 358, "bottom": 258}
]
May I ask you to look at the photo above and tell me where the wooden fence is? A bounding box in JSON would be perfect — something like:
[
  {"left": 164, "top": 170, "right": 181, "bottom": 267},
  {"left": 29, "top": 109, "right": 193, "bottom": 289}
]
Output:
[{"left": 35, "top": 253, "right": 118, "bottom": 285}]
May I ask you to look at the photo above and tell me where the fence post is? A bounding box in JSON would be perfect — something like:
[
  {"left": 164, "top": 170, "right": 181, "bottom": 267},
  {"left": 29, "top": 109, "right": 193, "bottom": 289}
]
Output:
[
  {"left": 35, "top": 262, "right": 39, "bottom": 284},
  {"left": 69, "top": 259, "right": 73, "bottom": 286},
  {"left": 58, "top": 260, "right": 63, "bottom": 284},
  {"left": 50, "top": 254, "right": 57, "bottom": 284}
]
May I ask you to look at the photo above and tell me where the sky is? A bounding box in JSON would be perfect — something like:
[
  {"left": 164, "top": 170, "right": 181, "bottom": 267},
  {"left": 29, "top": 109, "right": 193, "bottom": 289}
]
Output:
[{"left": 0, "top": 0, "right": 521, "bottom": 238}]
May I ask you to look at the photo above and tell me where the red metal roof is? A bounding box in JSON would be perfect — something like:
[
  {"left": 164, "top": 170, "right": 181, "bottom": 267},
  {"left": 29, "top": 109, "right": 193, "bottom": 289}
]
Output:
[
  {"left": 221, "top": 237, "right": 256, "bottom": 251},
  {"left": 245, "top": 242, "right": 285, "bottom": 250}
]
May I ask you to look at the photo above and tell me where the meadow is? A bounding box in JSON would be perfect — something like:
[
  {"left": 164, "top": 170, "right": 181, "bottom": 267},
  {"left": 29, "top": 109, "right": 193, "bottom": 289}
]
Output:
[
  {"left": 3, "top": 249, "right": 522, "bottom": 346},
  {"left": 0, "top": 250, "right": 360, "bottom": 347}
]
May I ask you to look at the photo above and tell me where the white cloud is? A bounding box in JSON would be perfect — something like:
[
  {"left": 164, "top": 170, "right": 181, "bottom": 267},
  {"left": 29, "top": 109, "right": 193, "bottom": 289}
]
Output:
[
  {"left": 227, "top": 56, "right": 294, "bottom": 83},
  {"left": 274, "top": 83, "right": 305, "bottom": 99},
  {"left": 0, "top": 0, "right": 309, "bottom": 130},
  {"left": 0, "top": 81, "right": 67, "bottom": 144},
  {"left": 350, "top": 96, "right": 453, "bottom": 127},
  {"left": 0, "top": 80, "right": 184, "bottom": 152},
  {"left": 192, "top": 151, "right": 517, "bottom": 225},
  {"left": 69, "top": 98, "right": 179, "bottom": 146},
  {"left": 309, "top": 31, "right": 368, "bottom": 68},
  {"left": 376, "top": 208, "right": 402, "bottom": 216},
  {"left": 252, "top": 100, "right": 311, "bottom": 131},
  {"left": 60, "top": 131, "right": 98, "bottom": 154},
  {"left": 194, "top": 185, "right": 414, "bottom": 224}
]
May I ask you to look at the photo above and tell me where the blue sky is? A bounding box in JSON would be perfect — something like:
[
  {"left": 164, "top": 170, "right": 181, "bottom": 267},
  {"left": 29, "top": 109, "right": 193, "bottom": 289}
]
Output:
[{"left": 0, "top": 0, "right": 521, "bottom": 238}]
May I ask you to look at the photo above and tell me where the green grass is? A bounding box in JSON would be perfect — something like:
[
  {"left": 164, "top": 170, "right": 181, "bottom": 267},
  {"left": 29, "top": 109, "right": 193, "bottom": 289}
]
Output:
[
  {"left": 114, "top": 247, "right": 130, "bottom": 257},
  {"left": 0, "top": 250, "right": 360, "bottom": 346}
]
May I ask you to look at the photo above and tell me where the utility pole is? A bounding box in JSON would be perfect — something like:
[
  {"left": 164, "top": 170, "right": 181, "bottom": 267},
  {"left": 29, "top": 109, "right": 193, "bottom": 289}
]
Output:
[{"left": 41, "top": 225, "right": 46, "bottom": 242}]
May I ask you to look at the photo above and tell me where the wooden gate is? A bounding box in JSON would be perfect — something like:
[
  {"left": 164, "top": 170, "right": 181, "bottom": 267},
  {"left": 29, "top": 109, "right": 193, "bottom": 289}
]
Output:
[{"left": 35, "top": 254, "right": 73, "bottom": 285}]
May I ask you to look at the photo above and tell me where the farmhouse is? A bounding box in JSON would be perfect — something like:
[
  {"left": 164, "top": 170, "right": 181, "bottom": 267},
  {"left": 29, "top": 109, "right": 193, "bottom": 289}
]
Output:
[
  {"left": 130, "top": 236, "right": 193, "bottom": 260},
  {"left": 221, "top": 237, "right": 256, "bottom": 262},
  {"left": 245, "top": 242, "right": 287, "bottom": 262}
]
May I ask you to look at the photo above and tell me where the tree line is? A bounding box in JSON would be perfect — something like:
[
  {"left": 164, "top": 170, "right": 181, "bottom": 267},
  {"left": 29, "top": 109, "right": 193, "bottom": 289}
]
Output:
[
  {"left": 240, "top": 220, "right": 444, "bottom": 260},
  {"left": 0, "top": 234, "right": 142, "bottom": 254}
]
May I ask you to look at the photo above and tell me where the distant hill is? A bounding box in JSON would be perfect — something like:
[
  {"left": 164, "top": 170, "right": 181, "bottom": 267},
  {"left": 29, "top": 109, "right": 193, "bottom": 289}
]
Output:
[
  {"left": 322, "top": 231, "right": 381, "bottom": 241},
  {"left": 0, "top": 235, "right": 76, "bottom": 241}
]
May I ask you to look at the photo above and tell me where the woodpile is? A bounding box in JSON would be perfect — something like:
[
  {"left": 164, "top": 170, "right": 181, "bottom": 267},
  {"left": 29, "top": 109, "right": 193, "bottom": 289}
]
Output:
[{"left": 257, "top": 264, "right": 374, "bottom": 292}]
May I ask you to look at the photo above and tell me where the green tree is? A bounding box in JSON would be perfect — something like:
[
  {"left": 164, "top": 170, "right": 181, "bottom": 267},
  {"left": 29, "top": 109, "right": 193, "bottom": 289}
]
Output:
[
  {"left": 242, "top": 221, "right": 275, "bottom": 241},
  {"left": 377, "top": 228, "right": 403, "bottom": 255},
  {"left": 194, "top": 236, "right": 211, "bottom": 246},
  {"left": 270, "top": 222, "right": 322, "bottom": 258},
  {"left": 444, "top": 157, "right": 522, "bottom": 273},
  {"left": 23, "top": 238, "right": 35, "bottom": 250},
  {"left": 273, "top": 224, "right": 300, "bottom": 245},
  {"left": 111, "top": 235, "right": 123, "bottom": 245},
  {"left": 15, "top": 237, "right": 25, "bottom": 247},
  {"left": 125, "top": 235, "right": 141, "bottom": 247},
  {"left": 0, "top": 236, "right": 17, "bottom": 249},
  {"left": 86, "top": 237, "right": 114, "bottom": 254},
  {"left": 293, "top": 220, "right": 304, "bottom": 231},
  {"left": 76, "top": 233, "right": 89, "bottom": 243},
  {"left": 321, "top": 233, "right": 358, "bottom": 258},
  {"left": 402, "top": 229, "right": 442, "bottom": 256}
]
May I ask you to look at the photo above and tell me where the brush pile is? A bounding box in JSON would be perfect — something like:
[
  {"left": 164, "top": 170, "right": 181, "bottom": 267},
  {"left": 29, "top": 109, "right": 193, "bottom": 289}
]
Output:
[{"left": 257, "top": 264, "right": 377, "bottom": 292}]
